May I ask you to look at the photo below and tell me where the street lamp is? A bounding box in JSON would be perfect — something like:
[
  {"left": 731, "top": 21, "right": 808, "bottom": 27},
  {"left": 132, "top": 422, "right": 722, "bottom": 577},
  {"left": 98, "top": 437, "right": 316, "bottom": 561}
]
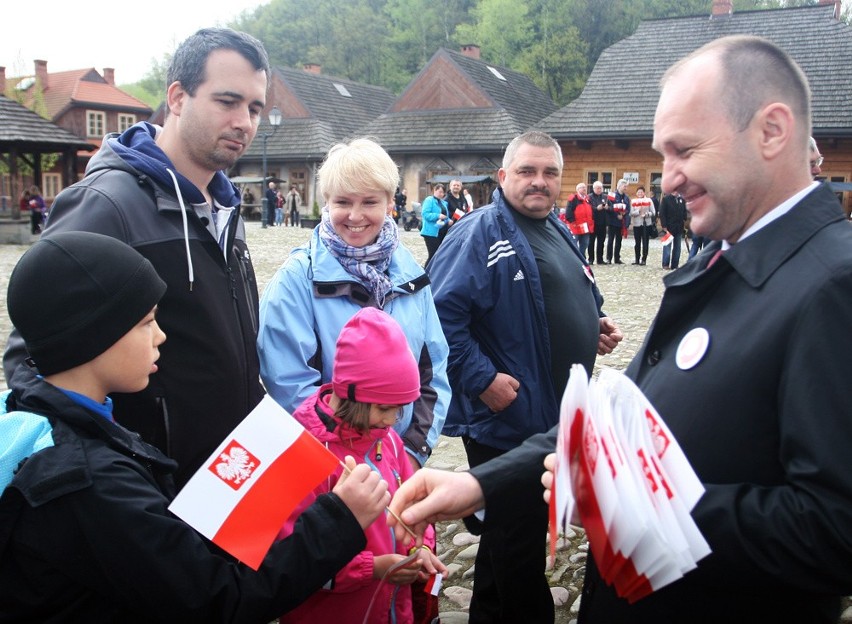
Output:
[{"left": 260, "top": 106, "right": 283, "bottom": 229}]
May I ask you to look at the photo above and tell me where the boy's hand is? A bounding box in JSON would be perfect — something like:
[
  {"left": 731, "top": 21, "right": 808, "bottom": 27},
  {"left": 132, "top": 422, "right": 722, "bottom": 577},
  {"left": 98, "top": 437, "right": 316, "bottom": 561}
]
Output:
[{"left": 333, "top": 456, "right": 389, "bottom": 530}]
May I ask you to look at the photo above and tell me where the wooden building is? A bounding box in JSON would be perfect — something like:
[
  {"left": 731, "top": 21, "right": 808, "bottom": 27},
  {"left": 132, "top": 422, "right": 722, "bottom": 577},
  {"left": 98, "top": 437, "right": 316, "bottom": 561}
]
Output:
[
  {"left": 235, "top": 64, "right": 395, "bottom": 213},
  {"left": 363, "top": 46, "right": 557, "bottom": 208},
  {"left": 539, "top": 0, "right": 852, "bottom": 215},
  {"left": 2, "top": 62, "right": 151, "bottom": 200}
]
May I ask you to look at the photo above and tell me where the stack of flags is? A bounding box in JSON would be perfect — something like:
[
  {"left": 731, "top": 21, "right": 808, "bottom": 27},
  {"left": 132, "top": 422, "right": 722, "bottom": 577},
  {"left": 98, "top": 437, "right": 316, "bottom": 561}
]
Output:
[{"left": 550, "top": 366, "right": 710, "bottom": 603}]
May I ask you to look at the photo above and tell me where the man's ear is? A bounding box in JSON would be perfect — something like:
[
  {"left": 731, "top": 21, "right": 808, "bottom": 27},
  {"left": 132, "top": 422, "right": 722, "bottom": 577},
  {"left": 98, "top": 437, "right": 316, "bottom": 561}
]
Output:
[
  {"left": 756, "top": 102, "right": 794, "bottom": 161},
  {"left": 166, "top": 81, "right": 187, "bottom": 116}
]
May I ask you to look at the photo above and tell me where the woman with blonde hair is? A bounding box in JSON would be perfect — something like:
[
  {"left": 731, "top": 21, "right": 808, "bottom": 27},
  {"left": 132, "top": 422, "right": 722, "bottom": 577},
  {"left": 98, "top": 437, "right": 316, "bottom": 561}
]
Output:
[{"left": 258, "top": 137, "right": 450, "bottom": 473}]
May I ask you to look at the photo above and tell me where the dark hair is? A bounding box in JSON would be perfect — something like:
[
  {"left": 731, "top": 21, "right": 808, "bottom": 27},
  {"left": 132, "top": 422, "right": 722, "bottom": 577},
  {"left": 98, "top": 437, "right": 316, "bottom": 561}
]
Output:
[
  {"left": 637, "top": 186, "right": 645, "bottom": 192},
  {"left": 167, "top": 27, "right": 271, "bottom": 96}
]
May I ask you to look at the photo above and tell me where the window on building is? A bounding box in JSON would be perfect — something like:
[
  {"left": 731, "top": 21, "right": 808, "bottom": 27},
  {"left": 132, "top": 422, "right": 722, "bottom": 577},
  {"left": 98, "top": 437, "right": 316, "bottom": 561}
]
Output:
[
  {"left": 288, "top": 169, "right": 308, "bottom": 208},
  {"left": 826, "top": 175, "right": 848, "bottom": 213},
  {"left": 650, "top": 172, "right": 663, "bottom": 201},
  {"left": 42, "top": 174, "right": 61, "bottom": 200},
  {"left": 486, "top": 66, "right": 507, "bottom": 81},
  {"left": 333, "top": 83, "right": 352, "bottom": 98},
  {"left": 586, "top": 171, "right": 614, "bottom": 193},
  {"left": 118, "top": 114, "right": 136, "bottom": 132},
  {"left": 87, "top": 111, "right": 105, "bottom": 138},
  {"left": 290, "top": 169, "right": 307, "bottom": 195}
]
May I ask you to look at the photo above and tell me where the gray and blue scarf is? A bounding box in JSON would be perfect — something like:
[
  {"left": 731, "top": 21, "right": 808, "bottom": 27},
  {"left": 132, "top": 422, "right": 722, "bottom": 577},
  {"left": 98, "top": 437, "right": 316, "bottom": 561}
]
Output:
[{"left": 319, "top": 212, "right": 399, "bottom": 308}]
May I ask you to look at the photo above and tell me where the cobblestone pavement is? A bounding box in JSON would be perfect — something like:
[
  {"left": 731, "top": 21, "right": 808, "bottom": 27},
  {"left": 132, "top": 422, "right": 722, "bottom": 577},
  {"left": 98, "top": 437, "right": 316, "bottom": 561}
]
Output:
[{"left": 2, "top": 222, "right": 850, "bottom": 623}]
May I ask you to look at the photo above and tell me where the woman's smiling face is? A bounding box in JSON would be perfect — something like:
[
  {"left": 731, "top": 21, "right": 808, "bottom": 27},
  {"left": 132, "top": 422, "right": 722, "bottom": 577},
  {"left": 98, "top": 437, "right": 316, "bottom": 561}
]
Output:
[{"left": 327, "top": 189, "right": 393, "bottom": 247}]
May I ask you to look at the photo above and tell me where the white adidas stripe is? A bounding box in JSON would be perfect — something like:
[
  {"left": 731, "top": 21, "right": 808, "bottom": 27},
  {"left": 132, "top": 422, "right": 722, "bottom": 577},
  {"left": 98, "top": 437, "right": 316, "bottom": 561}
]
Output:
[{"left": 487, "top": 240, "right": 515, "bottom": 267}]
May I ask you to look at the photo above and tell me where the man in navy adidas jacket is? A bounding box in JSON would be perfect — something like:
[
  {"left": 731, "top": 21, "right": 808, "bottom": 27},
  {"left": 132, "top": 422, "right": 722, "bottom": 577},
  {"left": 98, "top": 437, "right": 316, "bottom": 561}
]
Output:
[{"left": 427, "top": 130, "right": 622, "bottom": 623}]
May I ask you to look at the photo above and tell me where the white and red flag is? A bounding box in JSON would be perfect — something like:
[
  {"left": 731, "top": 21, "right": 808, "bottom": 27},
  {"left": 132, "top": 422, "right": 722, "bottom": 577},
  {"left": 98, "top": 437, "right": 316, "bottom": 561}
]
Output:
[{"left": 169, "top": 395, "right": 339, "bottom": 570}]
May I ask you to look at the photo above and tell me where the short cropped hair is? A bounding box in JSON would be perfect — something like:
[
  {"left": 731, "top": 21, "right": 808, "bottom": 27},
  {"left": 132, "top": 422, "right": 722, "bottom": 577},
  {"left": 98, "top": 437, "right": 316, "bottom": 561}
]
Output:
[
  {"left": 502, "top": 131, "right": 563, "bottom": 171},
  {"left": 318, "top": 138, "right": 399, "bottom": 200},
  {"left": 662, "top": 35, "right": 811, "bottom": 136},
  {"left": 167, "top": 28, "right": 271, "bottom": 96}
]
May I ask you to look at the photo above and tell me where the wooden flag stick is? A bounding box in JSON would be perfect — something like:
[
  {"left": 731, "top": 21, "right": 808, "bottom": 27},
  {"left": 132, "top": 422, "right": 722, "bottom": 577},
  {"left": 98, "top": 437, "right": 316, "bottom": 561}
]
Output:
[{"left": 339, "top": 461, "right": 418, "bottom": 541}]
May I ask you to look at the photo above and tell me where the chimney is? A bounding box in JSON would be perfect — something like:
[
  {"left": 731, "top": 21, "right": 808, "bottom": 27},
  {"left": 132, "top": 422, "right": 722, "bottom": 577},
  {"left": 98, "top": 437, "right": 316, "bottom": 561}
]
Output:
[
  {"left": 0, "top": 67, "right": 6, "bottom": 95},
  {"left": 34, "top": 59, "right": 48, "bottom": 90},
  {"left": 711, "top": 0, "right": 733, "bottom": 18},
  {"left": 103, "top": 68, "right": 115, "bottom": 86},
  {"left": 303, "top": 63, "right": 322, "bottom": 74},
  {"left": 819, "top": 0, "right": 840, "bottom": 19},
  {"left": 460, "top": 44, "right": 481, "bottom": 60}
]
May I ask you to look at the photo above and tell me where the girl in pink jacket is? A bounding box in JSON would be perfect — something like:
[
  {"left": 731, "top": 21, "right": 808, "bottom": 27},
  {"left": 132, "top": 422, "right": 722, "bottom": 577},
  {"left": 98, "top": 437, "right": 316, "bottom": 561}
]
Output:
[{"left": 278, "top": 308, "right": 446, "bottom": 624}]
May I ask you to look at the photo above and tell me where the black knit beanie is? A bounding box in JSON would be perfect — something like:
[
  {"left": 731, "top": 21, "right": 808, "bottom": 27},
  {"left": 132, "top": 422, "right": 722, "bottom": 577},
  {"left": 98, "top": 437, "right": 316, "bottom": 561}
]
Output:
[{"left": 7, "top": 231, "right": 167, "bottom": 376}]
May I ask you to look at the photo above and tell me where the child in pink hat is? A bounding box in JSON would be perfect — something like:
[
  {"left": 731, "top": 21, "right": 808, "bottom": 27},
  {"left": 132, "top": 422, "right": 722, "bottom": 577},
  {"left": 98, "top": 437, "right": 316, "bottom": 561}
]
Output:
[{"left": 278, "top": 307, "right": 447, "bottom": 624}]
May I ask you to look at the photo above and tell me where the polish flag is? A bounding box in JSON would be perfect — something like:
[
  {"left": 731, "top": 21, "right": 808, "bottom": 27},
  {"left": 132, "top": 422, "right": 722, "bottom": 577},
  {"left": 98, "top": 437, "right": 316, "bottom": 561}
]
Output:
[
  {"left": 660, "top": 231, "right": 673, "bottom": 246},
  {"left": 607, "top": 191, "right": 617, "bottom": 203},
  {"left": 169, "top": 395, "right": 339, "bottom": 570}
]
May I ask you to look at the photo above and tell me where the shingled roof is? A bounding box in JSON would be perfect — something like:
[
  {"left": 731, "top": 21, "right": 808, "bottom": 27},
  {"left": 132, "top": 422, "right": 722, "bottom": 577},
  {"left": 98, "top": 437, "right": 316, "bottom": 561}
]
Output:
[
  {"left": 11, "top": 68, "right": 151, "bottom": 120},
  {"left": 243, "top": 67, "right": 396, "bottom": 160},
  {"left": 0, "top": 95, "right": 94, "bottom": 152},
  {"left": 539, "top": 4, "right": 852, "bottom": 140},
  {"left": 364, "top": 48, "right": 556, "bottom": 151}
]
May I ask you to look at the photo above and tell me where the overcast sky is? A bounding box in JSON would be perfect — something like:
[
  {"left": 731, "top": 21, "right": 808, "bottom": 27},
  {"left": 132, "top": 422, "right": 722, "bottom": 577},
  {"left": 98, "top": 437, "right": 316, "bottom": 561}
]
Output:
[
  {"left": 3, "top": 1, "right": 850, "bottom": 85},
  {"left": 2, "top": 0, "right": 266, "bottom": 84}
]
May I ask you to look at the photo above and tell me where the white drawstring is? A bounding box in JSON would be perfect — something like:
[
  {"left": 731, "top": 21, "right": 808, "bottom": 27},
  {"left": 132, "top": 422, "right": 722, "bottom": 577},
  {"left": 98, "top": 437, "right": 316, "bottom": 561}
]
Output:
[{"left": 165, "top": 168, "right": 195, "bottom": 291}]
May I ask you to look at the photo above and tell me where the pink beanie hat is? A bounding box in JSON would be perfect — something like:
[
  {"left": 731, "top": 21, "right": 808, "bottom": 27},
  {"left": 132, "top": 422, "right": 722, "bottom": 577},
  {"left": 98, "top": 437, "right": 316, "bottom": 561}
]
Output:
[{"left": 332, "top": 307, "right": 421, "bottom": 405}]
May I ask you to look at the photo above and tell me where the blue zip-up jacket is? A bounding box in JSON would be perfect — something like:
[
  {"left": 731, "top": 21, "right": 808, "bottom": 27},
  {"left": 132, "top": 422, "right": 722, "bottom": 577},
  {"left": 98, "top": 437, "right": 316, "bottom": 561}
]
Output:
[
  {"left": 428, "top": 189, "right": 604, "bottom": 450},
  {"left": 419, "top": 195, "right": 447, "bottom": 237},
  {"left": 257, "top": 226, "right": 451, "bottom": 465}
]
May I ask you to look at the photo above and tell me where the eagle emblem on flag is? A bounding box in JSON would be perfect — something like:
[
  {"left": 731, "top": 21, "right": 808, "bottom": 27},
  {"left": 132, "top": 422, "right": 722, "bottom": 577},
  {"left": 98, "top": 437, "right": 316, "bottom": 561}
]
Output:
[{"left": 210, "top": 441, "right": 260, "bottom": 490}]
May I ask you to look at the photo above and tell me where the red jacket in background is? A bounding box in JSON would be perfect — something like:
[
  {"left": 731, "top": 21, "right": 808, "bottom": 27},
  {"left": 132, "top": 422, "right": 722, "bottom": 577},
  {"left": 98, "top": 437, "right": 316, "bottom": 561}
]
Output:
[{"left": 565, "top": 193, "right": 595, "bottom": 236}]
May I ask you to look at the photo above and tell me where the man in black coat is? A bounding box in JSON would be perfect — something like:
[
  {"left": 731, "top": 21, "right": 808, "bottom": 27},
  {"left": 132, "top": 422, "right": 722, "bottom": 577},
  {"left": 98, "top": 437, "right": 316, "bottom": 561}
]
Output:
[
  {"left": 388, "top": 35, "right": 852, "bottom": 624},
  {"left": 659, "top": 191, "right": 687, "bottom": 268},
  {"left": 588, "top": 180, "right": 609, "bottom": 264}
]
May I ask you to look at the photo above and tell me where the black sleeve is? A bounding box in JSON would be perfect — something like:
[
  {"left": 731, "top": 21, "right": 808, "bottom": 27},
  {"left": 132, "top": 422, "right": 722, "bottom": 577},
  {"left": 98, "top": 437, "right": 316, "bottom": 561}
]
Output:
[
  {"left": 2, "top": 329, "right": 27, "bottom": 385},
  {"left": 470, "top": 428, "right": 557, "bottom": 522},
  {"left": 565, "top": 196, "right": 578, "bottom": 222}
]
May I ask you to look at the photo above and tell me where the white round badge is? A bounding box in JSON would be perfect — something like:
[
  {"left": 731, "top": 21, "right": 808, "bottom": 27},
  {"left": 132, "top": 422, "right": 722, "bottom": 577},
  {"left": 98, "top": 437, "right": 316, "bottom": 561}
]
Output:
[{"left": 676, "top": 327, "right": 710, "bottom": 370}]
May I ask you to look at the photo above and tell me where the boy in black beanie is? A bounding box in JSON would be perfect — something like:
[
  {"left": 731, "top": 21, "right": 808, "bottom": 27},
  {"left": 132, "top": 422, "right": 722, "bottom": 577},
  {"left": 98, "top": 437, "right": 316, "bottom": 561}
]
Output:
[{"left": 0, "top": 231, "right": 389, "bottom": 622}]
